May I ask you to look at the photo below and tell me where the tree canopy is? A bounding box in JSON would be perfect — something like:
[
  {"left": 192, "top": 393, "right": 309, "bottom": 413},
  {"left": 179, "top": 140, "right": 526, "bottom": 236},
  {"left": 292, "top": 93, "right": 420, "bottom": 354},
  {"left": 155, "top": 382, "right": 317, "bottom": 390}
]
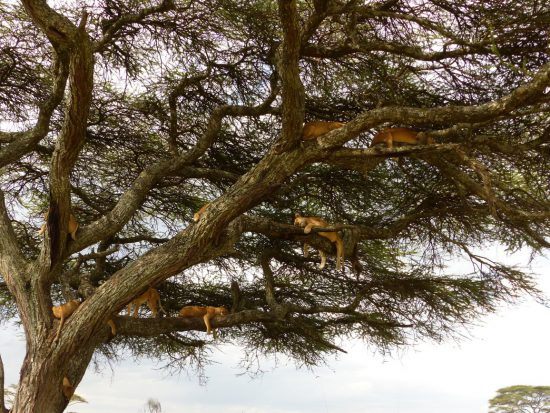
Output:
[
  {"left": 489, "top": 385, "right": 550, "bottom": 413},
  {"left": 0, "top": 0, "right": 549, "bottom": 411}
]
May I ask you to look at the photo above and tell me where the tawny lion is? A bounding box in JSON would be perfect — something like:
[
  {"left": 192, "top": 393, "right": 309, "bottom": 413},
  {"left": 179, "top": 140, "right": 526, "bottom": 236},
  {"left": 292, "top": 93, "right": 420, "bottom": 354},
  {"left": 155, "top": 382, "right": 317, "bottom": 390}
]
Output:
[
  {"left": 294, "top": 213, "right": 344, "bottom": 270},
  {"left": 62, "top": 377, "right": 74, "bottom": 400},
  {"left": 38, "top": 211, "right": 79, "bottom": 240},
  {"left": 127, "top": 287, "right": 165, "bottom": 318},
  {"left": 193, "top": 203, "right": 209, "bottom": 222},
  {"left": 52, "top": 299, "right": 81, "bottom": 341},
  {"left": 302, "top": 121, "right": 345, "bottom": 140},
  {"left": 178, "top": 305, "right": 228, "bottom": 334},
  {"left": 371, "top": 127, "right": 434, "bottom": 149}
]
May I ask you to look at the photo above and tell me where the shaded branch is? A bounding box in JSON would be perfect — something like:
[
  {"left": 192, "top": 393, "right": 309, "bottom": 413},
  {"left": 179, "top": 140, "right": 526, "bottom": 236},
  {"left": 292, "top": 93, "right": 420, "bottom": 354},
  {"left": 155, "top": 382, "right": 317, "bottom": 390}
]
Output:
[
  {"left": 314, "top": 60, "right": 550, "bottom": 149},
  {"left": 94, "top": 0, "right": 176, "bottom": 53},
  {"left": 0, "top": 54, "right": 69, "bottom": 168},
  {"left": 303, "top": 40, "right": 482, "bottom": 62},
  {"left": 167, "top": 71, "right": 211, "bottom": 154},
  {"left": 68, "top": 75, "right": 278, "bottom": 256},
  {"left": 275, "top": 0, "right": 305, "bottom": 152},
  {"left": 112, "top": 310, "right": 282, "bottom": 337},
  {"left": 0, "top": 190, "right": 29, "bottom": 285},
  {"left": 60, "top": 246, "right": 120, "bottom": 299},
  {"left": 260, "top": 251, "right": 288, "bottom": 317}
]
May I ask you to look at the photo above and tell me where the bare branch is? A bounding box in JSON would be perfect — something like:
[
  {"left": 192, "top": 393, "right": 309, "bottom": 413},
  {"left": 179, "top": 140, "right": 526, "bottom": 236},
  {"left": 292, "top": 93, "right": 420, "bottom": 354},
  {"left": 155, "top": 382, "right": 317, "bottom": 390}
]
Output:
[
  {"left": 0, "top": 54, "right": 69, "bottom": 168},
  {"left": 168, "top": 71, "right": 211, "bottom": 154},
  {"left": 260, "top": 251, "right": 288, "bottom": 317},
  {"left": 94, "top": 0, "right": 176, "bottom": 53}
]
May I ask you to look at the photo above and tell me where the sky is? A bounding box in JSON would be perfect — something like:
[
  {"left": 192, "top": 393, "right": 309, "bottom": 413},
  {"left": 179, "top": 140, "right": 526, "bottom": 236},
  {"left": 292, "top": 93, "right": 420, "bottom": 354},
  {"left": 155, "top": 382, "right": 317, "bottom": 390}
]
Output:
[{"left": 1, "top": 250, "right": 549, "bottom": 413}]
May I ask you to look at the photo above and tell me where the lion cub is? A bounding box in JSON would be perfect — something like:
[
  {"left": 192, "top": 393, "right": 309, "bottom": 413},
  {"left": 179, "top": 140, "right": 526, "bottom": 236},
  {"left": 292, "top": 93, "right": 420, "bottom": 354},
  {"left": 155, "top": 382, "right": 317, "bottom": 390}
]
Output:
[
  {"left": 302, "top": 121, "right": 345, "bottom": 140},
  {"left": 52, "top": 299, "right": 81, "bottom": 341},
  {"left": 127, "top": 287, "right": 165, "bottom": 318},
  {"left": 179, "top": 305, "right": 228, "bottom": 334},
  {"left": 294, "top": 213, "right": 344, "bottom": 270},
  {"left": 62, "top": 377, "right": 75, "bottom": 400},
  {"left": 371, "top": 127, "right": 434, "bottom": 149},
  {"left": 193, "top": 203, "right": 209, "bottom": 222},
  {"left": 38, "top": 211, "right": 79, "bottom": 240}
]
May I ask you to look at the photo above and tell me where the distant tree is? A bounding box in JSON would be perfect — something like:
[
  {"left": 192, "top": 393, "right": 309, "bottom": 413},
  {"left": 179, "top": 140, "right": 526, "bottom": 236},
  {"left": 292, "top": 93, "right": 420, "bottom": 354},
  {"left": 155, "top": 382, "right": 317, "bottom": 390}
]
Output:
[
  {"left": 143, "top": 398, "right": 162, "bottom": 413},
  {"left": 0, "top": 1, "right": 549, "bottom": 412},
  {"left": 489, "top": 385, "right": 550, "bottom": 413}
]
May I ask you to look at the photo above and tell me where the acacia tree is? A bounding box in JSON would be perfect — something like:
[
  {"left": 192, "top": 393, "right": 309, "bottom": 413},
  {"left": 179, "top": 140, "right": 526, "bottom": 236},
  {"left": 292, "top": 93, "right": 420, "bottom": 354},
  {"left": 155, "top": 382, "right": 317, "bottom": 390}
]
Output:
[
  {"left": 0, "top": 0, "right": 549, "bottom": 411},
  {"left": 489, "top": 386, "right": 550, "bottom": 413}
]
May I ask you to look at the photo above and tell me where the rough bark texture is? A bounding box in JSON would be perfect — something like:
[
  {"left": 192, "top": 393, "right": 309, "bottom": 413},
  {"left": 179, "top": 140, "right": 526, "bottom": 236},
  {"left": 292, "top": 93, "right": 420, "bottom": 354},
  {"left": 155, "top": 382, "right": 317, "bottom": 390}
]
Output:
[
  {"left": 0, "top": 354, "right": 6, "bottom": 413},
  {"left": 0, "top": 0, "right": 548, "bottom": 411}
]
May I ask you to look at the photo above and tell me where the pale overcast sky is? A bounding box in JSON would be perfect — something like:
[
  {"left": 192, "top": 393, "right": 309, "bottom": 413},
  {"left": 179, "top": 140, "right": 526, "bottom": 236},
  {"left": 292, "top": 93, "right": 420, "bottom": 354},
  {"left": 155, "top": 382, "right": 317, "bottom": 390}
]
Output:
[{"left": 1, "top": 250, "right": 549, "bottom": 413}]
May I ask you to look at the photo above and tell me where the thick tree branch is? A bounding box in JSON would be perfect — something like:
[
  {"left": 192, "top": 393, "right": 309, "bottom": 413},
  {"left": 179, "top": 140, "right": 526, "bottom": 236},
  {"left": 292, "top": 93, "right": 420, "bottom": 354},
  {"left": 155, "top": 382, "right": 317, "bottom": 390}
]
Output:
[
  {"left": 113, "top": 235, "right": 169, "bottom": 245},
  {"left": 170, "top": 166, "right": 241, "bottom": 183},
  {"left": 314, "top": 60, "right": 550, "bottom": 150},
  {"left": 237, "top": 211, "right": 439, "bottom": 255},
  {"left": 20, "top": 0, "right": 80, "bottom": 50},
  {"left": 20, "top": 2, "right": 95, "bottom": 272},
  {"left": 324, "top": 143, "right": 458, "bottom": 173},
  {"left": 275, "top": 0, "right": 305, "bottom": 152},
  {"left": 112, "top": 310, "right": 281, "bottom": 337},
  {"left": 0, "top": 190, "right": 29, "bottom": 285},
  {"left": 109, "top": 307, "right": 393, "bottom": 354},
  {"left": 0, "top": 54, "right": 69, "bottom": 168},
  {"left": 303, "top": 40, "right": 483, "bottom": 61},
  {"left": 43, "top": 12, "right": 94, "bottom": 270}
]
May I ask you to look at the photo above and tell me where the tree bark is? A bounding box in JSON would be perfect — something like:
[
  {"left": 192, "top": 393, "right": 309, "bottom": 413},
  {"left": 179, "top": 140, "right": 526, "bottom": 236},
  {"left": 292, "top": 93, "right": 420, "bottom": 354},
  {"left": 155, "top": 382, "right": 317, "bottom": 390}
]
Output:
[
  {"left": 2, "top": 2, "right": 549, "bottom": 412},
  {"left": 0, "top": 354, "right": 7, "bottom": 413},
  {"left": 12, "top": 338, "right": 96, "bottom": 413}
]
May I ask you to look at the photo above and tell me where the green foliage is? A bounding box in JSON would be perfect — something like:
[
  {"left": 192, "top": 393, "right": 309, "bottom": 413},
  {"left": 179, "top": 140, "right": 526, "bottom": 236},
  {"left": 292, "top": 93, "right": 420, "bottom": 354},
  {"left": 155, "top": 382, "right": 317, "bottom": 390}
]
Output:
[
  {"left": 489, "top": 385, "right": 550, "bottom": 413},
  {"left": 0, "top": 0, "right": 549, "bottom": 374}
]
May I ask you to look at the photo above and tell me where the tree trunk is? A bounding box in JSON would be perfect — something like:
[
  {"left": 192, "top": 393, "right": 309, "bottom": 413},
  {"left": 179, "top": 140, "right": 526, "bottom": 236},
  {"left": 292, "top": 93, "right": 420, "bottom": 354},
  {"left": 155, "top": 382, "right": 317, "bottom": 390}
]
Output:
[
  {"left": 0, "top": 354, "right": 7, "bottom": 413},
  {"left": 11, "top": 331, "right": 95, "bottom": 413},
  {"left": 13, "top": 355, "right": 65, "bottom": 413},
  {"left": 11, "top": 320, "right": 97, "bottom": 413}
]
